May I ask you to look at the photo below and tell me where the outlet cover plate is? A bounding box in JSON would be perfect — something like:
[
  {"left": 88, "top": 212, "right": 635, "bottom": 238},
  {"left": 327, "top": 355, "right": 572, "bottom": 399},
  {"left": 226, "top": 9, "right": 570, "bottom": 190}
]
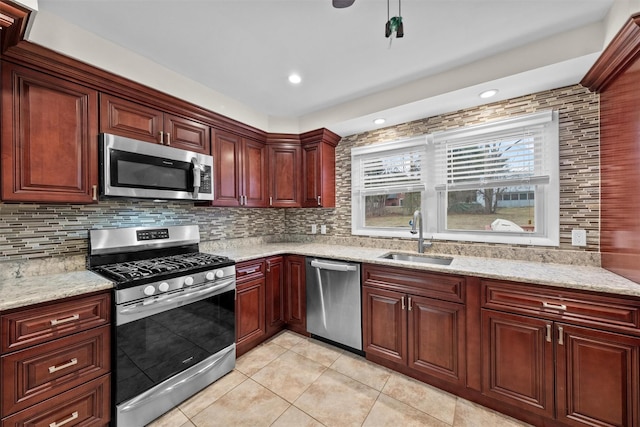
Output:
[{"left": 571, "top": 229, "right": 586, "bottom": 246}]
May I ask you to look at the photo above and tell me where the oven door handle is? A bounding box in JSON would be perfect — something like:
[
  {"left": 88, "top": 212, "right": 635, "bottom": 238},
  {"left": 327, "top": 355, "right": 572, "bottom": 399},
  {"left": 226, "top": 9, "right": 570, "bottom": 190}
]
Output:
[{"left": 116, "top": 279, "right": 235, "bottom": 324}]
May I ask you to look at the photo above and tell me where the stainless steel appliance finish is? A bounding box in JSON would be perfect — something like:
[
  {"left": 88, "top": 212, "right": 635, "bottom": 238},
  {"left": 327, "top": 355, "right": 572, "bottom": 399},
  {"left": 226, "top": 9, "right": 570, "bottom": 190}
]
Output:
[
  {"left": 306, "top": 258, "right": 363, "bottom": 352},
  {"left": 88, "top": 225, "right": 235, "bottom": 427},
  {"left": 99, "top": 133, "right": 213, "bottom": 201}
]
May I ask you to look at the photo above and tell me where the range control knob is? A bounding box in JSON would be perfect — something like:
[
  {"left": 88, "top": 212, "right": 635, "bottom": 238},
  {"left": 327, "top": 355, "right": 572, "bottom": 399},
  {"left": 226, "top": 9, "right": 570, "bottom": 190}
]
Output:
[
  {"left": 215, "top": 269, "right": 224, "bottom": 279},
  {"left": 184, "top": 276, "right": 194, "bottom": 286},
  {"left": 158, "top": 282, "right": 170, "bottom": 292},
  {"left": 205, "top": 271, "right": 215, "bottom": 281},
  {"left": 143, "top": 285, "right": 156, "bottom": 296}
]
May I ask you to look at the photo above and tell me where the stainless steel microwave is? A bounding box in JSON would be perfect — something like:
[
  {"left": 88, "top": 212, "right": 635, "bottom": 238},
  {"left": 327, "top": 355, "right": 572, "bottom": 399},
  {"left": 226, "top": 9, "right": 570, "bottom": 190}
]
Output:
[{"left": 99, "top": 133, "right": 214, "bottom": 201}]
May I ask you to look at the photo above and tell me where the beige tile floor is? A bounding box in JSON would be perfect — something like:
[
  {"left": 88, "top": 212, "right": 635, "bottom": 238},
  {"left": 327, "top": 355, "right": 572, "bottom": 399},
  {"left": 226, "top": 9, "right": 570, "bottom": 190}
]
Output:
[{"left": 147, "top": 331, "right": 533, "bottom": 427}]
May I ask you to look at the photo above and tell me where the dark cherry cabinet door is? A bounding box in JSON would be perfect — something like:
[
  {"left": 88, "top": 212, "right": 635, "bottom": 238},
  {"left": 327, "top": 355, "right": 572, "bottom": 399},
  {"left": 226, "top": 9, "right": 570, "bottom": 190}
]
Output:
[
  {"left": 556, "top": 323, "right": 639, "bottom": 427},
  {"left": 265, "top": 256, "right": 285, "bottom": 335},
  {"left": 408, "top": 295, "right": 465, "bottom": 385},
  {"left": 285, "top": 255, "right": 306, "bottom": 334},
  {"left": 212, "top": 130, "right": 242, "bottom": 207},
  {"left": 362, "top": 286, "right": 407, "bottom": 365},
  {"left": 235, "top": 276, "right": 266, "bottom": 356},
  {"left": 163, "top": 114, "right": 210, "bottom": 154},
  {"left": 269, "top": 144, "right": 301, "bottom": 207},
  {"left": 99, "top": 93, "right": 162, "bottom": 144},
  {"left": 302, "top": 142, "right": 336, "bottom": 208},
  {"left": 243, "top": 138, "right": 269, "bottom": 207},
  {"left": 481, "top": 309, "right": 555, "bottom": 419},
  {"left": 1, "top": 62, "right": 98, "bottom": 203}
]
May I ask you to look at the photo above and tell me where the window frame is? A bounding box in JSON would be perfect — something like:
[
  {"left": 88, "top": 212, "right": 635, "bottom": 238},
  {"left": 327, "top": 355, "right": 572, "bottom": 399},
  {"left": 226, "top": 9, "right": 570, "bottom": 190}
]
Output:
[{"left": 350, "top": 110, "right": 560, "bottom": 247}]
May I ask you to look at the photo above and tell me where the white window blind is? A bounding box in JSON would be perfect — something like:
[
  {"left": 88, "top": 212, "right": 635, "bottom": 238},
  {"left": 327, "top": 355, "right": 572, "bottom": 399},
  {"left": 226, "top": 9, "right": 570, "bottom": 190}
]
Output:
[{"left": 352, "top": 138, "right": 427, "bottom": 196}]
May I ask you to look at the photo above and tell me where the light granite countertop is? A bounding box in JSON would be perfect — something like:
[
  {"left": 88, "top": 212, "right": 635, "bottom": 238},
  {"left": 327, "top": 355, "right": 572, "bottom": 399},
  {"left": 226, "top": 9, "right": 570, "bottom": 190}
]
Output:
[{"left": 2, "top": 243, "right": 640, "bottom": 312}]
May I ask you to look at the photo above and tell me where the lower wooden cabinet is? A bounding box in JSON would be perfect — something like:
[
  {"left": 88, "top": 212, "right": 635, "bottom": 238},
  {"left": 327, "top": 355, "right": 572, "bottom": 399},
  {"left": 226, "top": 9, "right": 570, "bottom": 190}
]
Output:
[
  {"left": 265, "top": 256, "right": 285, "bottom": 335},
  {"left": 235, "top": 259, "right": 266, "bottom": 356},
  {"left": 0, "top": 292, "right": 111, "bottom": 426},
  {"left": 362, "top": 264, "right": 466, "bottom": 386},
  {"left": 284, "top": 255, "right": 306, "bottom": 335}
]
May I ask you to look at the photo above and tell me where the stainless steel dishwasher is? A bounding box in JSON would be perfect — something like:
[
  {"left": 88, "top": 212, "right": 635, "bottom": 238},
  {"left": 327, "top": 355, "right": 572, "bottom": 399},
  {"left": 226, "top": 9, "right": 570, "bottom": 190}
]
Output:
[{"left": 306, "top": 257, "right": 362, "bottom": 352}]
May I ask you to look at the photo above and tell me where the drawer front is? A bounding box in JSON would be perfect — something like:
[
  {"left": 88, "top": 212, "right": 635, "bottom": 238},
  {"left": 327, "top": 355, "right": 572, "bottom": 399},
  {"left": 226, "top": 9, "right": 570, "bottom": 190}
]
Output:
[
  {"left": 1, "top": 325, "right": 110, "bottom": 416},
  {"left": 1, "top": 292, "right": 111, "bottom": 353},
  {"left": 482, "top": 280, "right": 640, "bottom": 332},
  {"left": 363, "top": 264, "right": 465, "bottom": 304},
  {"left": 1, "top": 374, "right": 110, "bottom": 427},
  {"left": 236, "top": 259, "right": 265, "bottom": 282}
]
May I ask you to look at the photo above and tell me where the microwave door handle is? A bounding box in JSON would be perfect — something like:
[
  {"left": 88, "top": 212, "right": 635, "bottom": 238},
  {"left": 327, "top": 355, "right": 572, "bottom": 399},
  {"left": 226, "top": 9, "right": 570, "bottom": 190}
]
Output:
[{"left": 191, "top": 158, "right": 201, "bottom": 199}]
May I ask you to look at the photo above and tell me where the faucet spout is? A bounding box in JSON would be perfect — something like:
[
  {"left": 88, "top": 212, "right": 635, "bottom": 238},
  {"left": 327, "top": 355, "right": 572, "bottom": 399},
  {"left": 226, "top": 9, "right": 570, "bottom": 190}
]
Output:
[{"left": 410, "top": 210, "right": 431, "bottom": 253}]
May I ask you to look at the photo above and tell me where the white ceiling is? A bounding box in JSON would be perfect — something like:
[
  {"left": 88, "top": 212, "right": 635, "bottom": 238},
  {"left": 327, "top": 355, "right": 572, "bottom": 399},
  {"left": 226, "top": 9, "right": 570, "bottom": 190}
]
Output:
[{"left": 34, "top": 0, "right": 615, "bottom": 136}]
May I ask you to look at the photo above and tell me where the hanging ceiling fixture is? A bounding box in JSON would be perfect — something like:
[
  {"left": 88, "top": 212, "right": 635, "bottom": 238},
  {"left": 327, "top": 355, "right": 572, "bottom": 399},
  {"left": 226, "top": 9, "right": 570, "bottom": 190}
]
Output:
[
  {"left": 332, "top": 0, "right": 355, "bottom": 8},
  {"left": 385, "top": 0, "right": 404, "bottom": 38}
]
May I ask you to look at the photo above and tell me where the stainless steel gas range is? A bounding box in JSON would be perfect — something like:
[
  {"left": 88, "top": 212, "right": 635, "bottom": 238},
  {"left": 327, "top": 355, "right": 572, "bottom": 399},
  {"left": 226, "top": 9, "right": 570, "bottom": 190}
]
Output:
[{"left": 87, "top": 225, "right": 236, "bottom": 427}]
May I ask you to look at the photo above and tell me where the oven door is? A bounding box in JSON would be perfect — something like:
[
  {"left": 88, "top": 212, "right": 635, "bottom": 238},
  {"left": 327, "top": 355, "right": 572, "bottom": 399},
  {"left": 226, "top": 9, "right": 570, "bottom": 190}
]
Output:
[
  {"left": 114, "top": 280, "right": 235, "bottom": 426},
  {"left": 100, "top": 133, "right": 213, "bottom": 201}
]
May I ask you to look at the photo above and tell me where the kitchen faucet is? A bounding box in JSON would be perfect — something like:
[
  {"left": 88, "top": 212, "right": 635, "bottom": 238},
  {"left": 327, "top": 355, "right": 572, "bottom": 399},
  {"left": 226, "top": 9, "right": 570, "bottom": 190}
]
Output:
[{"left": 410, "top": 210, "right": 431, "bottom": 253}]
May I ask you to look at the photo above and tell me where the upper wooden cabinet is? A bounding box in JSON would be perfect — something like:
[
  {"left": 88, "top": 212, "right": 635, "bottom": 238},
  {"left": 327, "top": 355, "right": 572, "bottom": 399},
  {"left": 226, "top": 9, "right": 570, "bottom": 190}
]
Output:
[
  {"left": 300, "top": 129, "right": 340, "bottom": 208},
  {"left": 267, "top": 135, "right": 302, "bottom": 208},
  {"left": 211, "top": 129, "right": 268, "bottom": 207},
  {"left": 100, "top": 94, "right": 210, "bottom": 154},
  {"left": 1, "top": 62, "right": 99, "bottom": 203}
]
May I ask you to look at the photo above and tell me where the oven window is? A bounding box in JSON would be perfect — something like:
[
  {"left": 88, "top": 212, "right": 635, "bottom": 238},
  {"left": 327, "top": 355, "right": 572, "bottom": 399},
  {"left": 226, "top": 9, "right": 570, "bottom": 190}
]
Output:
[{"left": 114, "top": 290, "right": 235, "bottom": 404}]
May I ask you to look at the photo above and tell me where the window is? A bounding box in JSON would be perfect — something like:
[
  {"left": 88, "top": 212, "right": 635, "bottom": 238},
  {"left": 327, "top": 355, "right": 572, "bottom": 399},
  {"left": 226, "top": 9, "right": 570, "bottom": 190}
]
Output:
[
  {"left": 351, "top": 137, "right": 427, "bottom": 238},
  {"left": 351, "top": 111, "right": 560, "bottom": 246}
]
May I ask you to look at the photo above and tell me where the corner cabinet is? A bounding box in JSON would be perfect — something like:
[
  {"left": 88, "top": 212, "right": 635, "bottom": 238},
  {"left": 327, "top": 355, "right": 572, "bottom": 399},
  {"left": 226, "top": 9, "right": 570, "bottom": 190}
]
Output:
[
  {"left": 99, "top": 93, "right": 210, "bottom": 154},
  {"left": 481, "top": 279, "right": 640, "bottom": 427},
  {"left": 284, "top": 255, "right": 306, "bottom": 335},
  {"left": 1, "top": 62, "right": 99, "bottom": 203},
  {"left": 300, "top": 128, "right": 340, "bottom": 208},
  {"left": 0, "top": 291, "right": 111, "bottom": 426},
  {"left": 362, "top": 264, "right": 466, "bottom": 386},
  {"left": 267, "top": 136, "right": 302, "bottom": 208}
]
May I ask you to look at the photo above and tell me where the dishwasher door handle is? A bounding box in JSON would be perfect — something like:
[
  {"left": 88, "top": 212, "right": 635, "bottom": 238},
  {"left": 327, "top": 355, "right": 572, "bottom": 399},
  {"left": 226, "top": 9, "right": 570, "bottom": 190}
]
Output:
[{"left": 310, "top": 259, "right": 357, "bottom": 272}]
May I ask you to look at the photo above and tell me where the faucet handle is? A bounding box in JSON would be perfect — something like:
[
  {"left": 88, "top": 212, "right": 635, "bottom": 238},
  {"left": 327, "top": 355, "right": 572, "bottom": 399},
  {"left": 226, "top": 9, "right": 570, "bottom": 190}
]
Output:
[{"left": 409, "top": 220, "right": 414, "bottom": 226}]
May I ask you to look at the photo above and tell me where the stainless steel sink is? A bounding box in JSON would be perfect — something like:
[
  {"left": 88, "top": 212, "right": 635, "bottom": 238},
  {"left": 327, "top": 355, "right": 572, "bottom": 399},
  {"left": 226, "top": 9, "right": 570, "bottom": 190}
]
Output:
[{"left": 379, "top": 252, "right": 453, "bottom": 265}]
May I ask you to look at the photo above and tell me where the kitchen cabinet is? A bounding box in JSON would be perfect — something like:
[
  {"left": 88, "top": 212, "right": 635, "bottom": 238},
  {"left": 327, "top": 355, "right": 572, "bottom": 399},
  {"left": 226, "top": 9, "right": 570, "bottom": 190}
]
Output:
[
  {"left": 0, "top": 291, "right": 111, "bottom": 426},
  {"left": 362, "top": 264, "right": 466, "bottom": 386},
  {"left": 265, "top": 256, "right": 285, "bottom": 335},
  {"left": 211, "top": 130, "right": 268, "bottom": 207},
  {"left": 1, "top": 61, "right": 99, "bottom": 203},
  {"left": 481, "top": 279, "right": 640, "bottom": 427},
  {"left": 285, "top": 255, "right": 307, "bottom": 335},
  {"left": 267, "top": 139, "right": 302, "bottom": 208},
  {"left": 300, "top": 128, "right": 340, "bottom": 208},
  {"left": 100, "top": 93, "right": 210, "bottom": 154},
  {"left": 235, "top": 259, "right": 266, "bottom": 356}
]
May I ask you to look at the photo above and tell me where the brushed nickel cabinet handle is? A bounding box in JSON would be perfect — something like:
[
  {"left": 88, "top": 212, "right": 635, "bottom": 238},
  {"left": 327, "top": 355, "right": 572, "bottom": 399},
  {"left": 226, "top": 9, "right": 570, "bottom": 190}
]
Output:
[
  {"left": 270, "top": 196, "right": 273, "bottom": 206},
  {"left": 49, "top": 411, "right": 78, "bottom": 427},
  {"left": 266, "top": 261, "right": 271, "bottom": 272},
  {"left": 48, "top": 358, "right": 78, "bottom": 374},
  {"left": 317, "top": 195, "right": 321, "bottom": 206},
  {"left": 546, "top": 324, "right": 552, "bottom": 342},
  {"left": 92, "top": 184, "right": 97, "bottom": 201},
  {"left": 159, "top": 131, "right": 164, "bottom": 144},
  {"left": 401, "top": 296, "right": 405, "bottom": 310},
  {"left": 167, "top": 132, "right": 171, "bottom": 145},
  {"left": 542, "top": 302, "right": 567, "bottom": 311},
  {"left": 408, "top": 296, "right": 413, "bottom": 311},
  {"left": 244, "top": 268, "right": 258, "bottom": 274},
  {"left": 558, "top": 325, "right": 564, "bottom": 345},
  {"left": 50, "top": 314, "right": 79, "bottom": 326}
]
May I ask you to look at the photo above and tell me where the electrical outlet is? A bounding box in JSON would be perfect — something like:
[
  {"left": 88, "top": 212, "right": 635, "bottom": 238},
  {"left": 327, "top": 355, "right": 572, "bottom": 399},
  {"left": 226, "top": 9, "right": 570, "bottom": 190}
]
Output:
[
  {"left": 320, "top": 225, "right": 327, "bottom": 234},
  {"left": 311, "top": 224, "right": 317, "bottom": 234},
  {"left": 571, "top": 229, "right": 587, "bottom": 246}
]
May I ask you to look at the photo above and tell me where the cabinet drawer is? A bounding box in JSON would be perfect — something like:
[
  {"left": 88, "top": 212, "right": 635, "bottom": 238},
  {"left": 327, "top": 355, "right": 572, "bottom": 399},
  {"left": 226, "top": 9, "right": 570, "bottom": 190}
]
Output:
[
  {"left": 236, "top": 259, "right": 265, "bottom": 282},
  {"left": 1, "top": 293, "right": 110, "bottom": 353},
  {"left": 1, "top": 374, "right": 110, "bottom": 427},
  {"left": 1, "top": 325, "right": 110, "bottom": 416},
  {"left": 482, "top": 279, "right": 640, "bottom": 333},
  {"left": 363, "top": 264, "right": 465, "bottom": 304}
]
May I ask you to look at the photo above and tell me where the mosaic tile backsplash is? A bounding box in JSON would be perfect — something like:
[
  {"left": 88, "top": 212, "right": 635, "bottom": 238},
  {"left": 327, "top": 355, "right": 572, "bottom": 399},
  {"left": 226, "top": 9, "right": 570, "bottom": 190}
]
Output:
[{"left": 0, "top": 84, "right": 599, "bottom": 265}]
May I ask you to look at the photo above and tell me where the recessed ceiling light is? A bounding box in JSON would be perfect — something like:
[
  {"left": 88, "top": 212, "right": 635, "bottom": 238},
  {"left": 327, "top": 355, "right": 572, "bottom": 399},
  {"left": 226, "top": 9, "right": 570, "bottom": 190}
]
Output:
[
  {"left": 479, "top": 89, "right": 498, "bottom": 99},
  {"left": 373, "top": 118, "right": 386, "bottom": 125},
  {"left": 288, "top": 73, "right": 302, "bottom": 84}
]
